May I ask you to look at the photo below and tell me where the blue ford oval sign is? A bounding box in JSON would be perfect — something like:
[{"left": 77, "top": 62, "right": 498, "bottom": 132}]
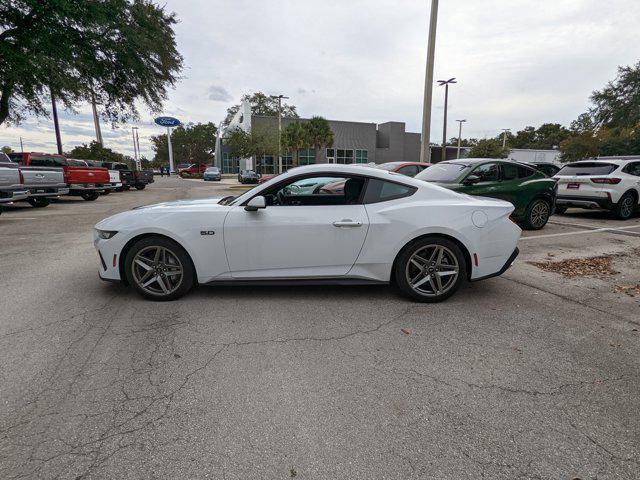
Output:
[{"left": 154, "top": 116, "right": 181, "bottom": 127}]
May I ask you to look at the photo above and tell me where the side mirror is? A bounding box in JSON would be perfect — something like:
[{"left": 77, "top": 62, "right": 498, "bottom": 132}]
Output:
[
  {"left": 463, "top": 174, "right": 481, "bottom": 185},
  {"left": 245, "top": 195, "right": 266, "bottom": 211}
]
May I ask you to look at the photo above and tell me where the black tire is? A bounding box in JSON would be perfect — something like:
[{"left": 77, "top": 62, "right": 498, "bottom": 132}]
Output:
[
  {"left": 614, "top": 192, "right": 636, "bottom": 220},
  {"left": 394, "top": 236, "right": 467, "bottom": 303},
  {"left": 27, "top": 197, "right": 51, "bottom": 208},
  {"left": 124, "top": 236, "right": 196, "bottom": 301},
  {"left": 135, "top": 185, "right": 146, "bottom": 191},
  {"left": 123, "top": 186, "right": 131, "bottom": 191},
  {"left": 115, "top": 187, "right": 124, "bottom": 192},
  {"left": 101, "top": 189, "right": 110, "bottom": 195},
  {"left": 554, "top": 206, "right": 568, "bottom": 215},
  {"left": 521, "top": 198, "right": 551, "bottom": 230},
  {"left": 80, "top": 191, "right": 100, "bottom": 201}
]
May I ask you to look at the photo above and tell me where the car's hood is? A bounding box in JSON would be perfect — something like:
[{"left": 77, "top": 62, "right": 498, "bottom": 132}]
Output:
[{"left": 95, "top": 197, "right": 228, "bottom": 230}]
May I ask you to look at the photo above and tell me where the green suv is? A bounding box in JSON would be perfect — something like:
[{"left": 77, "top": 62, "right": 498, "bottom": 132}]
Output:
[{"left": 415, "top": 159, "right": 557, "bottom": 230}]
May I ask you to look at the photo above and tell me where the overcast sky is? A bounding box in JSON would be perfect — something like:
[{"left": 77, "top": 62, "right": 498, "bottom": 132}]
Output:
[{"left": 1, "top": 0, "right": 639, "bottom": 158}]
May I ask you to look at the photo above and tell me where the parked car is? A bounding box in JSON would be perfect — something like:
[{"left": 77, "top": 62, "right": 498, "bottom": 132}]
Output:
[
  {"left": 257, "top": 173, "right": 278, "bottom": 184},
  {"left": 203, "top": 166, "right": 221, "bottom": 181},
  {"left": 100, "top": 162, "right": 154, "bottom": 191},
  {"left": 377, "top": 161, "right": 431, "bottom": 177},
  {"left": 0, "top": 154, "right": 29, "bottom": 214},
  {"left": 67, "top": 159, "right": 114, "bottom": 195},
  {"left": 8, "top": 152, "right": 109, "bottom": 201},
  {"left": 525, "top": 162, "right": 561, "bottom": 177},
  {"left": 554, "top": 158, "right": 640, "bottom": 219},
  {"left": 2, "top": 153, "right": 68, "bottom": 208},
  {"left": 84, "top": 160, "right": 122, "bottom": 193},
  {"left": 94, "top": 164, "right": 521, "bottom": 302},
  {"left": 179, "top": 163, "right": 209, "bottom": 177},
  {"left": 238, "top": 170, "right": 260, "bottom": 184},
  {"left": 415, "top": 158, "right": 557, "bottom": 230}
]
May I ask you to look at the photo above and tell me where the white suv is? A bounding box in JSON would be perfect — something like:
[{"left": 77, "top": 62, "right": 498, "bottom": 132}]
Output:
[{"left": 554, "top": 157, "right": 640, "bottom": 219}]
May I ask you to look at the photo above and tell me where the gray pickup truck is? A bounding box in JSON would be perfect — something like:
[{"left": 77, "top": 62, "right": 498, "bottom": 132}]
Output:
[
  {"left": 1, "top": 153, "right": 69, "bottom": 209},
  {"left": 0, "top": 154, "right": 29, "bottom": 213}
]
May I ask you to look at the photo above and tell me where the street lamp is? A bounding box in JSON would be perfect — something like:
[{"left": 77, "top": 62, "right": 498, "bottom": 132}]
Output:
[
  {"left": 455, "top": 119, "right": 467, "bottom": 159},
  {"left": 132, "top": 127, "right": 140, "bottom": 170},
  {"left": 420, "top": 0, "right": 439, "bottom": 163},
  {"left": 270, "top": 94, "right": 289, "bottom": 174},
  {"left": 438, "top": 77, "right": 456, "bottom": 161},
  {"left": 501, "top": 128, "right": 511, "bottom": 149}
]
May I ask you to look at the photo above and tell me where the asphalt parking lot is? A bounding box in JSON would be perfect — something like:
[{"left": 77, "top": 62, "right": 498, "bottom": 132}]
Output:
[{"left": 1, "top": 177, "right": 639, "bottom": 479}]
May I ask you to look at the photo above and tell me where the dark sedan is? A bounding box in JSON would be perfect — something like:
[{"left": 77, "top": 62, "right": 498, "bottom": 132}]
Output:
[{"left": 238, "top": 170, "right": 260, "bottom": 184}]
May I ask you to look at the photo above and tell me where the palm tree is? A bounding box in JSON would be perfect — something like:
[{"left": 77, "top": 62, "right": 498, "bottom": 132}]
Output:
[
  {"left": 304, "top": 116, "right": 334, "bottom": 163},
  {"left": 281, "top": 122, "right": 308, "bottom": 167}
]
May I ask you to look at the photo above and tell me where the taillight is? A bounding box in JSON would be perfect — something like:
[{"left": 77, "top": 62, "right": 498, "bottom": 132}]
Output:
[
  {"left": 18, "top": 169, "right": 24, "bottom": 184},
  {"left": 591, "top": 178, "right": 621, "bottom": 184},
  {"left": 63, "top": 169, "right": 69, "bottom": 183},
  {"left": 134, "top": 171, "right": 140, "bottom": 179}
]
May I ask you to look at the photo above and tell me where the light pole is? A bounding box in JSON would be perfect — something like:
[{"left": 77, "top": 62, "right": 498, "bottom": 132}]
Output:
[
  {"left": 50, "top": 87, "right": 63, "bottom": 154},
  {"left": 455, "top": 119, "right": 467, "bottom": 159},
  {"left": 135, "top": 128, "right": 141, "bottom": 169},
  {"left": 91, "top": 94, "right": 103, "bottom": 147},
  {"left": 132, "top": 127, "right": 139, "bottom": 170},
  {"left": 420, "top": 0, "right": 439, "bottom": 163},
  {"left": 501, "top": 128, "right": 511, "bottom": 149},
  {"left": 270, "top": 94, "right": 289, "bottom": 174},
  {"left": 438, "top": 77, "right": 456, "bottom": 162}
]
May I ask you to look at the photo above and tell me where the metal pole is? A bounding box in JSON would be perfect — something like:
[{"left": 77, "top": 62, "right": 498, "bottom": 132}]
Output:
[
  {"left": 456, "top": 120, "right": 466, "bottom": 159},
  {"left": 135, "top": 129, "right": 141, "bottom": 170},
  {"left": 19, "top": 136, "right": 24, "bottom": 152},
  {"left": 167, "top": 127, "right": 174, "bottom": 174},
  {"left": 50, "top": 87, "right": 63, "bottom": 154},
  {"left": 91, "top": 95, "right": 103, "bottom": 146},
  {"left": 502, "top": 129, "right": 510, "bottom": 149},
  {"left": 277, "top": 97, "right": 282, "bottom": 174},
  {"left": 442, "top": 83, "right": 449, "bottom": 162},
  {"left": 132, "top": 127, "right": 139, "bottom": 170},
  {"left": 420, "top": 0, "right": 439, "bottom": 163}
]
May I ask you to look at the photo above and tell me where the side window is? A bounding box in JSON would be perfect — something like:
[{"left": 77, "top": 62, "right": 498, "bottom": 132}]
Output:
[
  {"left": 397, "top": 165, "right": 419, "bottom": 177},
  {"left": 471, "top": 163, "right": 500, "bottom": 182},
  {"left": 261, "top": 175, "right": 365, "bottom": 206},
  {"left": 517, "top": 165, "right": 536, "bottom": 178},
  {"left": 29, "top": 155, "right": 53, "bottom": 167},
  {"left": 624, "top": 162, "right": 640, "bottom": 176},
  {"left": 363, "top": 178, "right": 416, "bottom": 204},
  {"left": 502, "top": 163, "right": 519, "bottom": 181}
]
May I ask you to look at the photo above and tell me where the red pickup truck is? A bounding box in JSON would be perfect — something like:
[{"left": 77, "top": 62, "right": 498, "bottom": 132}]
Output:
[{"left": 9, "top": 153, "right": 110, "bottom": 201}]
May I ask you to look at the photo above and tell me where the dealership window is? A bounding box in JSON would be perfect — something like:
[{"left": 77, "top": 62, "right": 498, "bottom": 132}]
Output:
[
  {"left": 299, "top": 148, "right": 316, "bottom": 165},
  {"left": 222, "top": 152, "right": 239, "bottom": 174},
  {"left": 326, "top": 148, "right": 335, "bottom": 163},
  {"left": 258, "top": 155, "right": 276, "bottom": 174},
  {"left": 282, "top": 152, "right": 294, "bottom": 171},
  {"left": 336, "top": 149, "right": 354, "bottom": 164},
  {"left": 355, "top": 150, "right": 368, "bottom": 163}
]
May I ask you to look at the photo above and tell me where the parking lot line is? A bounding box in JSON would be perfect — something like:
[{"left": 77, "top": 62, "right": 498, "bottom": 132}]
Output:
[{"left": 521, "top": 224, "right": 640, "bottom": 240}]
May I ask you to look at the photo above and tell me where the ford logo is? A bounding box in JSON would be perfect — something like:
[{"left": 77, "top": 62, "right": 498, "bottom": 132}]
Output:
[{"left": 154, "top": 116, "right": 181, "bottom": 128}]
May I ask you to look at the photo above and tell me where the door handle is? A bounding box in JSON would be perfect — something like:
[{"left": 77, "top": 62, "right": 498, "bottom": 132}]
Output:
[{"left": 333, "top": 219, "right": 362, "bottom": 227}]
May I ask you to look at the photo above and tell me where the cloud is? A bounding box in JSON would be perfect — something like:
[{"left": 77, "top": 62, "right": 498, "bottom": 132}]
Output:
[{"left": 207, "top": 85, "right": 233, "bottom": 102}]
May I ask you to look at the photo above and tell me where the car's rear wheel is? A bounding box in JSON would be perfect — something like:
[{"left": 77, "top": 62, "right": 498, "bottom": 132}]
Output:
[
  {"left": 614, "top": 192, "right": 636, "bottom": 220},
  {"left": 125, "top": 236, "right": 195, "bottom": 301},
  {"left": 101, "top": 189, "right": 110, "bottom": 195},
  {"left": 395, "top": 237, "right": 466, "bottom": 303},
  {"left": 554, "top": 206, "right": 568, "bottom": 215},
  {"left": 80, "top": 191, "right": 99, "bottom": 201},
  {"left": 135, "top": 185, "right": 146, "bottom": 190},
  {"left": 27, "top": 197, "right": 51, "bottom": 208},
  {"left": 521, "top": 198, "right": 550, "bottom": 230}
]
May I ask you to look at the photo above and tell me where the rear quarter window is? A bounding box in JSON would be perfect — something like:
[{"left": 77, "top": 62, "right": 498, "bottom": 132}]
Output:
[{"left": 363, "top": 178, "right": 416, "bottom": 204}]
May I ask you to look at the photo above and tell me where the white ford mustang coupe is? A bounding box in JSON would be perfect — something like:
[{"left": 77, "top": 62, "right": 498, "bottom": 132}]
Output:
[{"left": 94, "top": 164, "right": 521, "bottom": 302}]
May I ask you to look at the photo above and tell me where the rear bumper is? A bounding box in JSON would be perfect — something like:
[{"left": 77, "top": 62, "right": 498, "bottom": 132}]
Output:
[
  {"left": 557, "top": 195, "right": 613, "bottom": 210},
  {"left": 471, "top": 247, "right": 519, "bottom": 282},
  {"left": 69, "top": 183, "right": 110, "bottom": 192},
  {"left": 0, "top": 189, "right": 29, "bottom": 203},
  {"left": 26, "top": 185, "right": 69, "bottom": 197}
]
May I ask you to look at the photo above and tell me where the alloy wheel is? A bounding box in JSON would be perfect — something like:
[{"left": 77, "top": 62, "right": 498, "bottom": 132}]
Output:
[
  {"left": 621, "top": 196, "right": 634, "bottom": 218},
  {"left": 132, "top": 246, "right": 184, "bottom": 296},
  {"left": 405, "top": 244, "right": 459, "bottom": 297},
  {"left": 530, "top": 201, "right": 549, "bottom": 228}
]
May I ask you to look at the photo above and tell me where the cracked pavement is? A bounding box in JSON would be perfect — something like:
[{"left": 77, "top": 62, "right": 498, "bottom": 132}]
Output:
[{"left": 1, "top": 177, "right": 639, "bottom": 479}]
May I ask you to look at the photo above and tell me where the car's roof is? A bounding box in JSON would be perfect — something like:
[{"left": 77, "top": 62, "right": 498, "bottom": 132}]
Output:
[
  {"left": 439, "top": 158, "right": 508, "bottom": 165},
  {"left": 566, "top": 158, "right": 631, "bottom": 165},
  {"left": 380, "top": 161, "right": 428, "bottom": 167}
]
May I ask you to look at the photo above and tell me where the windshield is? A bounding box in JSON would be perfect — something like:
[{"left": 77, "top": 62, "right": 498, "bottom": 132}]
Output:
[
  {"left": 556, "top": 162, "right": 618, "bottom": 176},
  {"left": 415, "top": 163, "right": 470, "bottom": 183},
  {"left": 206, "top": 167, "right": 219, "bottom": 172}
]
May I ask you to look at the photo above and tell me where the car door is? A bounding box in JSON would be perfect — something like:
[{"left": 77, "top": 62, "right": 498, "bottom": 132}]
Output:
[
  {"left": 459, "top": 162, "right": 502, "bottom": 198},
  {"left": 223, "top": 174, "right": 370, "bottom": 278}
]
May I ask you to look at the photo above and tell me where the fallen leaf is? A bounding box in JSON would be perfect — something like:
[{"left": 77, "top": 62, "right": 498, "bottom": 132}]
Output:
[{"left": 400, "top": 328, "right": 411, "bottom": 335}]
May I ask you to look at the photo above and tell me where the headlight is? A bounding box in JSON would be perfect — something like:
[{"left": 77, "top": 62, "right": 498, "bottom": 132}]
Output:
[{"left": 96, "top": 229, "right": 118, "bottom": 239}]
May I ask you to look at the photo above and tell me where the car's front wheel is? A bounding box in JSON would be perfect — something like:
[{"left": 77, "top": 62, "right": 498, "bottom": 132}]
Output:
[
  {"left": 135, "top": 185, "right": 146, "bottom": 190},
  {"left": 124, "top": 236, "right": 196, "bottom": 301},
  {"left": 522, "top": 198, "right": 551, "bottom": 230},
  {"left": 27, "top": 197, "right": 51, "bottom": 208},
  {"left": 395, "top": 237, "right": 466, "bottom": 303},
  {"left": 614, "top": 192, "right": 636, "bottom": 220}
]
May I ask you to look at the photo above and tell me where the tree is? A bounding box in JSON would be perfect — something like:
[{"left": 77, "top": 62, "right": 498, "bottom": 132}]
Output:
[
  {"left": 222, "top": 92, "right": 298, "bottom": 127},
  {"left": 589, "top": 62, "right": 640, "bottom": 129},
  {"left": 467, "top": 139, "right": 508, "bottom": 159},
  {"left": 0, "top": 1, "right": 183, "bottom": 126},
  {"left": 225, "top": 128, "right": 253, "bottom": 159},
  {"left": 66, "top": 141, "right": 125, "bottom": 163},
  {"left": 151, "top": 122, "right": 217, "bottom": 166},
  {"left": 304, "top": 117, "right": 334, "bottom": 159},
  {"left": 281, "top": 122, "right": 309, "bottom": 166},
  {"left": 559, "top": 134, "right": 601, "bottom": 162},
  {"left": 1, "top": 146, "right": 13, "bottom": 154},
  {"left": 224, "top": 125, "right": 279, "bottom": 168}
]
